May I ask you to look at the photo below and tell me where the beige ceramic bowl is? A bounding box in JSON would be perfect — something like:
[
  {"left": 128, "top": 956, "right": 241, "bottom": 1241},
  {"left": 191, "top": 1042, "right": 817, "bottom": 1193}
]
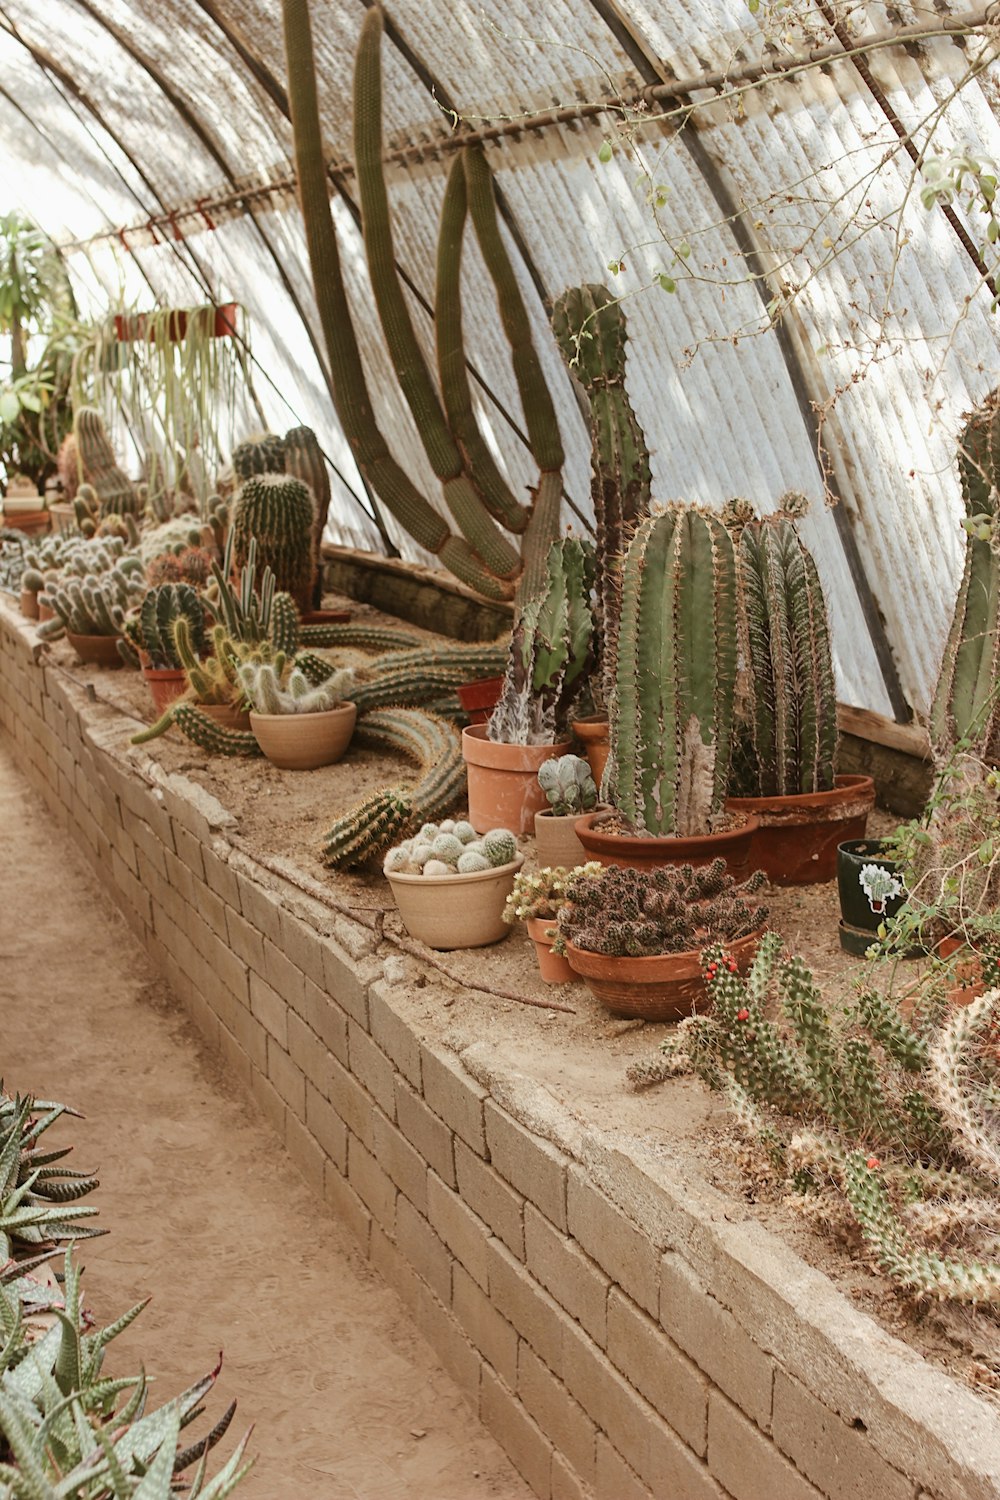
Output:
[
  {"left": 249, "top": 701, "right": 356, "bottom": 770},
  {"left": 386, "top": 855, "right": 524, "bottom": 950}
]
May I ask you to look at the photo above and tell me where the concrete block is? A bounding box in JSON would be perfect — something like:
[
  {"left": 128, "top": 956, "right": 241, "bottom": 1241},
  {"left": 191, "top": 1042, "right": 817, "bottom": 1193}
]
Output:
[
  {"left": 395, "top": 1194, "right": 453, "bottom": 1306},
  {"left": 203, "top": 931, "right": 249, "bottom": 1008},
  {"left": 248, "top": 1065, "right": 286, "bottom": 1141},
  {"left": 323, "top": 1163, "right": 371, "bottom": 1256},
  {"left": 455, "top": 1138, "right": 525, "bottom": 1259},
  {"left": 202, "top": 840, "right": 241, "bottom": 910},
  {"left": 216, "top": 1023, "right": 253, "bottom": 1093},
  {"left": 414, "top": 1292, "right": 481, "bottom": 1406},
  {"left": 266, "top": 1037, "right": 306, "bottom": 1116},
  {"left": 262, "top": 937, "right": 306, "bottom": 1016},
  {"left": 372, "top": 1108, "right": 427, "bottom": 1213},
  {"left": 561, "top": 1316, "right": 658, "bottom": 1485},
  {"left": 321, "top": 940, "right": 371, "bottom": 1028},
  {"left": 278, "top": 907, "right": 326, "bottom": 988},
  {"left": 427, "top": 1170, "right": 489, "bottom": 1292},
  {"left": 284, "top": 1108, "right": 325, "bottom": 1198},
  {"left": 225, "top": 908, "right": 266, "bottom": 975},
  {"left": 551, "top": 1453, "right": 591, "bottom": 1500},
  {"left": 594, "top": 1436, "right": 653, "bottom": 1500},
  {"left": 485, "top": 1099, "right": 569, "bottom": 1232},
  {"left": 304, "top": 1082, "right": 347, "bottom": 1171},
  {"left": 347, "top": 1135, "right": 396, "bottom": 1235},
  {"left": 192, "top": 878, "right": 228, "bottom": 942},
  {"left": 453, "top": 1262, "right": 518, "bottom": 1389},
  {"left": 327, "top": 1056, "right": 376, "bottom": 1152},
  {"left": 348, "top": 1020, "right": 396, "bottom": 1118},
  {"left": 369, "top": 980, "right": 422, "bottom": 1089},
  {"left": 607, "top": 1286, "right": 708, "bottom": 1457},
  {"left": 524, "top": 1204, "right": 609, "bottom": 1349},
  {"left": 301, "top": 977, "right": 348, "bottom": 1064},
  {"left": 567, "top": 1166, "right": 659, "bottom": 1318},
  {"left": 772, "top": 1371, "right": 914, "bottom": 1500},
  {"left": 709, "top": 1390, "right": 824, "bottom": 1500},
  {"left": 395, "top": 1077, "right": 455, "bottom": 1188},
  {"left": 121, "top": 808, "right": 168, "bottom": 880},
  {"left": 248, "top": 972, "right": 288, "bottom": 1049},
  {"left": 287, "top": 1011, "right": 335, "bottom": 1096},
  {"left": 421, "top": 1044, "right": 487, "bottom": 1156},
  {"left": 235, "top": 871, "right": 283, "bottom": 948},
  {"left": 480, "top": 1364, "right": 553, "bottom": 1500},
  {"left": 518, "top": 1341, "right": 596, "bottom": 1487},
  {"left": 487, "top": 1237, "right": 568, "bottom": 1376},
  {"left": 220, "top": 999, "right": 267, "bottom": 1073},
  {"left": 660, "top": 1251, "right": 774, "bottom": 1434}
]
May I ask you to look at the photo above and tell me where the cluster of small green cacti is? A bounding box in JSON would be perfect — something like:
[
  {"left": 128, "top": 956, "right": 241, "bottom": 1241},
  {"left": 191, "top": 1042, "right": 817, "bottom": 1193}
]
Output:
[
  {"left": 538, "top": 754, "right": 597, "bottom": 816},
  {"left": 503, "top": 862, "right": 603, "bottom": 923},
  {"left": 208, "top": 534, "right": 300, "bottom": 654},
  {"left": 557, "top": 859, "right": 768, "bottom": 958},
  {"left": 238, "top": 658, "right": 354, "bottom": 715},
  {"left": 351, "top": 639, "right": 507, "bottom": 716},
  {"left": 488, "top": 538, "right": 594, "bottom": 745},
  {"left": 139, "top": 516, "right": 204, "bottom": 564},
  {"left": 36, "top": 556, "right": 146, "bottom": 640},
  {"left": 550, "top": 284, "right": 651, "bottom": 711},
  {"left": 204, "top": 492, "right": 229, "bottom": 553},
  {"left": 931, "top": 390, "right": 1000, "bottom": 763},
  {"left": 658, "top": 932, "right": 1000, "bottom": 1304},
  {"left": 130, "top": 623, "right": 274, "bottom": 753},
  {"left": 145, "top": 542, "right": 214, "bottom": 589},
  {"left": 283, "top": 425, "right": 330, "bottom": 609},
  {"left": 323, "top": 709, "right": 465, "bottom": 868},
  {"left": 230, "top": 473, "right": 316, "bottom": 612},
  {"left": 383, "top": 821, "right": 516, "bottom": 877},
  {"left": 232, "top": 431, "right": 287, "bottom": 480},
  {"left": 729, "top": 502, "right": 838, "bottom": 798},
  {"left": 609, "top": 506, "right": 739, "bottom": 836},
  {"left": 0, "top": 530, "right": 26, "bottom": 591},
  {"left": 120, "top": 582, "right": 208, "bottom": 669},
  {"left": 73, "top": 482, "right": 142, "bottom": 547},
  {"left": 0, "top": 1090, "right": 102, "bottom": 1260},
  {"left": 73, "top": 406, "right": 139, "bottom": 515}
]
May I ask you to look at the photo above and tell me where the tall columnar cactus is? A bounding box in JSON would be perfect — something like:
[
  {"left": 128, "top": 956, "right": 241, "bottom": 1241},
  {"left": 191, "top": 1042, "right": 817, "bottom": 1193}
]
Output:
[
  {"left": 323, "top": 708, "right": 465, "bottom": 867},
  {"left": 284, "top": 424, "right": 330, "bottom": 609},
  {"left": 281, "top": 0, "right": 565, "bottom": 604},
  {"left": 550, "top": 284, "right": 651, "bottom": 709},
  {"left": 931, "top": 391, "right": 1000, "bottom": 763},
  {"left": 73, "top": 406, "right": 139, "bottom": 515},
  {"left": 230, "top": 473, "right": 316, "bottom": 612},
  {"left": 610, "top": 507, "right": 739, "bottom": 837},
  {"left": 488, "top": 538, "right": 594, "bottom": 745},
  {"left": 730, "top": 509, "right": 838, "bottom": 797},
  {"left": 232, "top": 431, "right": 287, "bottom": 480}
]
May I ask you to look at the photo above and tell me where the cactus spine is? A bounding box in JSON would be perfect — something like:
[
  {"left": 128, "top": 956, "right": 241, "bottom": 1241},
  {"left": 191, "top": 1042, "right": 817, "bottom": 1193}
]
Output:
[
  {"left": 610, "top": 507, "right": 739, "bottom": 836},
  {"left": 230, "top": 473, "right": 316, "bottom": 612},
  {"left": 931, "top": 392, "right": 1000, "bottom": 763},
  {"left": 550, "top": 284, "right": 651, "bottom": 710},
  {"left": 73, "top": 406, "right": 138, "bottom": 515},
  {"left": 731, "top": 510, "right": 838, "bottom": 796},
  {"left": 299, "top": 621, "right": 423, "bottom": 652},
  {"left": 284, "top": 425, "right": 332, "bottom": 609}
]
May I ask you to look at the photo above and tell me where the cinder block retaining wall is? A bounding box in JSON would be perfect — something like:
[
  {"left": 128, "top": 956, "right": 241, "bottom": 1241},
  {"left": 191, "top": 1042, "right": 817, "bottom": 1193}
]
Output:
[{"left": 2, "top": 600, "right": 999, "bottom": 1500}]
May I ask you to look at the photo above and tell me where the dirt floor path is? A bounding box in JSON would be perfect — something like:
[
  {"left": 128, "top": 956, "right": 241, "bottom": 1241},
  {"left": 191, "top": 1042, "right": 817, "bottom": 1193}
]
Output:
[{"left": 0, "top": 739, "right": 531, "bottom": 1500}]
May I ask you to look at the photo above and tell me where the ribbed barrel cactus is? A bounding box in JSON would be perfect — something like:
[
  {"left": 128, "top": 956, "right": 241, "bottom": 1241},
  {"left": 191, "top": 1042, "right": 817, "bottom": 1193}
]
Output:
[
  {"left": 284, "top": 424, "right": 331, "bottom": 608},
  {"left": 232, "top": 431, "right": 287, "bottom": 480},
  {"left": 121, "top": 581, "right": 208, "bottom": 669},
  {"left": 931, "top": 390, "right": 1000, "bottom": 764},
  {"left": 610, "top": 506, "right": 739, "bottom": 837},
  {"left": 730, "top": 507, "right": 838, "bottom": 797},
  {"left": 229, "top": 474, "right": 316, "bottom": 613}
]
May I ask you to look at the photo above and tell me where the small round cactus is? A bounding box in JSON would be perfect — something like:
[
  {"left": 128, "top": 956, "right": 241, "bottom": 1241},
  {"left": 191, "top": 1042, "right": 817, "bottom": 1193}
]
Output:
[
  {"left": 423, "top": 859, "right": 452, "bottom": 877},
  {"left": 483, "top": 828, "right": 518, "bottom": 867},
  {"left": 453, "top": 820, "right": 478, "bottom": 844},
  {"left": 383, "top": 846, "right": 412, "bottom": 874},
  {"left": 439, "top": 818, "right": 456, "bottom": 834},
  {"left": 411, "top": 841, "right": 434, "bottom": 868},
  {"left": 431, "top": 833, "right": 465, "bottom": 864},
  {"left": 418, "top": 823, "right": 440, "bottom": 842},
  {"left": 457, "top": 850, "right": 491, "bottom": 873}
]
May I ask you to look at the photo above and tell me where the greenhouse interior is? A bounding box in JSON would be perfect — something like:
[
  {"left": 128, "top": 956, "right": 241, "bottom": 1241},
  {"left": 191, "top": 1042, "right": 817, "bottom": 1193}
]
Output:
[{"left": 1, "top": 1, "right": 1000, "bottom": 1496}]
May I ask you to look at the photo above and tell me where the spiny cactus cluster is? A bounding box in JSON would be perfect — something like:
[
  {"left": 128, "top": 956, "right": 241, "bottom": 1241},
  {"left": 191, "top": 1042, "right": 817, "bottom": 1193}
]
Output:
[
  {"left": 610, "top": 506, "right": 739, "bottom": 837},
  {"left": 383, "top": 821, "right": 516, "bottom": 877},
  {"left": 557, "top": 858, "right": 767, "bottom": 958},
  {"left": 657, "top": 932, "right": 1000, "bottom": 1304},
  {"left": 37, "top": 557, "right": 146, "bottom": 639},
  {"left": 131, "top": 622, "right": 277, "bottom": 751},
  {"left": 730, "top": 505, "right": 838, "bottom": 797},
  {"left": 238, "top": 658, "right": 353, "bottom": 715},
  {"left": 488, "top": 537, "right": 593, "bottom": 745},
  {"left": 145, "top": 542, "right": 214, "bottom": 588},
  {"left": 73, "top": 405, "right": 139, "bottom": 515},
  {"left": 538, "top": 754, "right": 597, "bottom": 816},
  {"left": 230, "top": 473, "right": 316, "bottom": 612},
  {"left": 209, "top": 534, "right": 301, "bottom": 653},
  {"left": 120, "top": 582, "right": 207, "bottom": 669}
]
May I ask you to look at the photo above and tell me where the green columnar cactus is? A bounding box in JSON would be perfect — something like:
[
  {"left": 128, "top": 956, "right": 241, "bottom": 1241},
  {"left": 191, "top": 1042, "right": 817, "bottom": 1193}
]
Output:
[
  {"left": 167, "top": 703, "right": 262, "bottom": 755},
  {"left": 351, "top": 640, "right": 507, "bottom": 714},
  {"left": 610, "top": 507, "right": 739, "bottom": 836},
  {"left": 730, "top": 509, "right": 838, "bottom": 797},
  {"left": 488, "top": 538, "right": 594, "bottom": 745},
  {"left": 230, "top": 473, "right": 316, "bottom": 612},
  {"left": 931, "top": 392, "right": 1000, "bottom": 763},
  {"left": 281, "top": 0, "right": 564, "bottom": 604},
  {"left": 299, "top": 621, "right": 423, "bottom": 652},
  {"left": 73, "top": 406, "right": 138, "bottom": 515},
  {"left": 232, "top": 431, "right": 287, "bottom": 480},
  {"left": 322, "top": 708, "right": 465, "bottom": 867},
  {"left": 284, "top": 425, "right": 330, "bottom": 609},
  {"left": 550, "top": 284, "right": 651, "bottom": 710},
  {"left": 121, "top": 582, "right": 208, "bottom": 669}
]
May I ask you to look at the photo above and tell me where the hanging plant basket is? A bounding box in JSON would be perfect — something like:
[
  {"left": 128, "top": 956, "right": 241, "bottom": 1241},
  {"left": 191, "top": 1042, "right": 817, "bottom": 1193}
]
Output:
[{"left": 113, "top": 302, "right": 240, "bottom": 344}]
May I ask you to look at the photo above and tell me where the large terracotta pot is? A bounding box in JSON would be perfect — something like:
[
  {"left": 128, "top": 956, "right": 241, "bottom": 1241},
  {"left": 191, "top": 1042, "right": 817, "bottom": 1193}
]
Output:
[
  {"left": 200, "top": 702, "right": 252, "bottom": 732},
  {"left": 3, "top": 509, "right": 50, "bottom": 536},
  {"left": 65, "top": 631, "right": 123, "bottom": 667},
  {"left": 574, "top": 811, "right": 759, "bottom": 882},
  {"left": 565, "top": 926, "right": 765, "bottom": 1022},
  {"left": 534, "top": 808, "right": 590, "bottom": 870},
  {"left": 725, "top": 774, "right": 876, "bottom": 885},
  {"left": 143, "top": 666, "right": 188, "bottom": 715},
  {"left": 387, "top": 856, "right": 524, "bottom": 950},
  {"left": 525, "top": 916, "right": 575, "bottom": 983},
  {"left": 571, "top": 715, "right": 610, "bottom": 788},
  {"left": 250, "top": 702, "right": 356, "bottom": 770},
  {"left": 462, "top": 725, "right": 572, "bottom": 834},
  {"left": 19, "top": 589, "right": 39, "bottom": 620}
]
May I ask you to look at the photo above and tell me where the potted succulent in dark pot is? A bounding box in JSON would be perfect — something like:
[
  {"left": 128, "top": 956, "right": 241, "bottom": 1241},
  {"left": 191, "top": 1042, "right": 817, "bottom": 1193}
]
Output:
[
  {"left": 556, "top": 858, "right": 769, "bottom": 1021},
  {"left": 836, "top": 839, "right": 906, "bottom": 955},
  {"left": 534, "top": 754, "right": 598, "bottom": 868}
]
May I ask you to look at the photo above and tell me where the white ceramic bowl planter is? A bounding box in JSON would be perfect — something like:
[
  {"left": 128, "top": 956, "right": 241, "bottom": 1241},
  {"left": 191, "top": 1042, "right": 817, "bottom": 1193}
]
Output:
[{"left": 383, "top": 822, "right": 523, "bottom": 950}]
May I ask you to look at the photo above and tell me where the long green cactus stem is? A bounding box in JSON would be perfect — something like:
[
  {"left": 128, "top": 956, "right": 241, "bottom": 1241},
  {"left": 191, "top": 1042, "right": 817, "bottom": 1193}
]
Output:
[
  {"left": 322, "top": 708, "right": 464, "bottom": 867},
  {"left": 299, "top": 621, "right": 423, "bottom": 652},
  {"left": 351, "top": 640, "right": 507, "bottom": 714},
  {"left": 732, "top": 512, "right": 838, "bottom": 797},
  {"left": 284, "top": 425, "right": 332, "bottom": 608},
  {"left": 611, "top": 507, "right": 739, "bottom": 836},
  {"left": 930, "top": 392, "right": 1000, "bottom": 763},
  {"left": 550, "top": 284, "right": 651, "bottom": 710},
  {"left": 74, "top": 406, "right": 138, "bottom": 515}
]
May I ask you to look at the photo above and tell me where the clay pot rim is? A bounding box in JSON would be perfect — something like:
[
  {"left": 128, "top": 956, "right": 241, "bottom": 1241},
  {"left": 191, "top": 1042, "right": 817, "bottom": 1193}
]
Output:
[
  {"left": 574, "top": 809, "right": 759, "bottom": 850},
  {"left": 726, "top": 774, "right": 875, "bottom": 818},
  {"left": 248, "top": 700, "right": 356, "bottom": 726},
  {"left": 565, "top": 925, "right": 766, "bottom": 981},
  {"left": 386, "top": 854, "right": 524, "bottom": 889},
  {"left": 462, "top": 724, "right": 572, "bottom": 771},
  {"left": 570, "top": 715, "right": 609, "bottom": 739}
]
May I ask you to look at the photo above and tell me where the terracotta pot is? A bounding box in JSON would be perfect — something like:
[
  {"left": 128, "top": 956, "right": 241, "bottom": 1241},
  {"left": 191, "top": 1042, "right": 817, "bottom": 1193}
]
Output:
[
  {"left": 534, "top": 808, "right": 591, "bottom": 870},
  {"left": 3, "top": 509, "right": 50, "bottom": 536},
  {"left": 456, "top": 675, "right": 504, "bottom": 727},
  {"left": 250, "top": 702, "right": 356, "bottom": 770},
  {"left": 574, "top": 810, "right": 759, "bottom": 882},
  {"left": 199, "top": 702, "right": 252, "bottom": 732},
  {"left": 37, "top": 600, "right": 54, "bottom": 622},
  {"left": 143, "top": 666, "right": 188, "bottom": 714},
  {"left": 572, "top": 716, "right": 610, "bottom": 788},
  {"left": 565, "top": 926, "right": 765, "bottom": 1022},
  {"left": 936, "top": 935, "right": 986, "bottom": 1006},
  {"left": 19, "top": 589, "right": 39, "bottom": 620},
  {"left": 725, "top": 775, "right": 876, "bottom": 885},
  {"left": 525, "top": 915, "right": 575, "bottom": 983},
  {"left": 387, "top": 855, "right": 524, "bottom": 950},
  {"left": 462, "top": 725, "right": 572, "bottom": 835},
  {"left": 299, "top": 608, "right": 352, "bottom": 626},
  {"left": 65, "top": 631, "right": 123, "bottom": 667}
]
